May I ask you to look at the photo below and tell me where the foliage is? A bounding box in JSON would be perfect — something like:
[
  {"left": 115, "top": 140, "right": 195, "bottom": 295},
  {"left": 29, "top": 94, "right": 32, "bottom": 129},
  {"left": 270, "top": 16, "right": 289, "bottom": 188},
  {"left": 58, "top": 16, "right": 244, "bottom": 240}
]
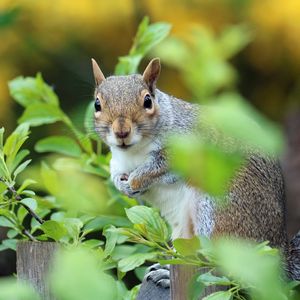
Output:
[{"left": 0, "top": 16, "right": 298, "bottom": 300}]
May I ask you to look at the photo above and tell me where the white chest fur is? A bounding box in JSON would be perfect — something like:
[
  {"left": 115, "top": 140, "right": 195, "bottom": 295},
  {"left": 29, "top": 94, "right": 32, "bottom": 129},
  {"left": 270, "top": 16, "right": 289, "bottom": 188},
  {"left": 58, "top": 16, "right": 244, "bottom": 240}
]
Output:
[
  {"left": 110, "top": 142, "right": 215, "bottom": 240},
  {"left": 110, "top": 140, "right": 158, "bottom": 175}
]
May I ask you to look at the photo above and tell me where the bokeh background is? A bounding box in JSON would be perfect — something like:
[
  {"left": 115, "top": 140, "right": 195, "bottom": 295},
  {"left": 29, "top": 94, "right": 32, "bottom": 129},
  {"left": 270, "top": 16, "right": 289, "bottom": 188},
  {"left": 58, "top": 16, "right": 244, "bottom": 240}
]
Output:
[{"left": 1, "top": 0, "right": 300, "bottom": 275}]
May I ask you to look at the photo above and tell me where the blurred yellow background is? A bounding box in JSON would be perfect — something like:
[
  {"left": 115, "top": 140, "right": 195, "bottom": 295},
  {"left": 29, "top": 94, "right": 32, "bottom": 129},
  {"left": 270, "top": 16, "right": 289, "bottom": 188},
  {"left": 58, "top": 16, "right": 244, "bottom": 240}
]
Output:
[{"left": 1, "top": 0, "right": 300, "bottom": 129}]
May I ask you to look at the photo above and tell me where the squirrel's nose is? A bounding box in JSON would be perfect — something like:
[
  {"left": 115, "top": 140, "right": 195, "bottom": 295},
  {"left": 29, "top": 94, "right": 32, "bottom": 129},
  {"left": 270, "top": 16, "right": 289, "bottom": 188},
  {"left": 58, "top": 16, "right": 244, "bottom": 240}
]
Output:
[{"left": 115, "top": 130, "right": 130, "bottom": 139}]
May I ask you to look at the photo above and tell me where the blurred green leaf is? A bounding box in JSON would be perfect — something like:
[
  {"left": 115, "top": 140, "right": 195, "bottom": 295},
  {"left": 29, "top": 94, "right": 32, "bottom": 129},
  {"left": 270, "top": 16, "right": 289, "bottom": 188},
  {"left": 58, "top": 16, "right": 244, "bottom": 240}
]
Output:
[
  {"left": 115, "top": 16, "right": 171, "bottom": 75},
  {"left": 0, "top": 278, "right": 40, "bottom": 300},
  {"left": 7, "top": 229, "right": 18, "bottom": 239},
  {"left": 18, "top": 103, "right": 64, "bottom": 127},
  {"left": 35, "top": 136, "right": 82, "bottom": 157},
  {"left": 202, "top": 291, "right": 232, "bottom": 300},
  {"left": 169, "top": 135, "right": 243, "bottom": 196},
  {"left": 0, "top": 127, "right": 4, "bottom": 150},
  {"left": 213, "top": 238, "right": 287, "bottom": 300},
  {"left": 84, "top": 101, "right": 98, "bottom": 140},
  {"left": 17, "top": 179, "right": 37, "bottom": 193},
  {"left": 118, "top": 252, "right": 157, "bottom": 273},
  {"left": 40, "top": 220, "right": 67, "bottom": 241},
  {"left": 219, "top": 25, "right": 253, "bottom": 60},
  {"left": 9, "top": 73, "right": 59, "bottom": 107},
  {"left": 202, "top": 94, "right": 284, "bottom": 155},
  {"left": 50, "top": 247, "right": 116, "bottom": 300},
  {"left": 155, "top": 25, "right": 250, "bottom": 100},
  {"left": 40, "top": 162, "right": 60, "bottom": 195}
]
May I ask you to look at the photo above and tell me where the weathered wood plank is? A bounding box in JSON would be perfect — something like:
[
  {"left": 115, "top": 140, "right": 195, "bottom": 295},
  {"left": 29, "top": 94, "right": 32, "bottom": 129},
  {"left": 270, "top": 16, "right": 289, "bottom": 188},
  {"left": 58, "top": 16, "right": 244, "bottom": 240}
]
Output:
[
  {"left": 170, "top": 265, "right": 222, "bottom": 300},
  {"left": 17, "top": 241, "right": 58, "bottom": 300}
]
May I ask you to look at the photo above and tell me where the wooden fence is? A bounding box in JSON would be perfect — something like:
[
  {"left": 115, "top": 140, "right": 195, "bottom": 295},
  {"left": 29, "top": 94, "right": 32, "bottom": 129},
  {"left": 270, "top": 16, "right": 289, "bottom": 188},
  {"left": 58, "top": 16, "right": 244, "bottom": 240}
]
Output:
[{"left": 17, "top": 241, "right": 219, "bottom": 300}]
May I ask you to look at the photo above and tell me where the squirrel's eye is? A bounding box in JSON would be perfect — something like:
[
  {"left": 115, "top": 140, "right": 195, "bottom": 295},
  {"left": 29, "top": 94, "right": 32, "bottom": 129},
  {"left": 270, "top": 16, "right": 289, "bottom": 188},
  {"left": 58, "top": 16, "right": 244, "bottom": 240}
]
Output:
[
  {"left": 143, "top": 94, "right": 152, "bottom": 109},
  {"left": 94, "top": 98, "right": 101, "bottom": 112}
]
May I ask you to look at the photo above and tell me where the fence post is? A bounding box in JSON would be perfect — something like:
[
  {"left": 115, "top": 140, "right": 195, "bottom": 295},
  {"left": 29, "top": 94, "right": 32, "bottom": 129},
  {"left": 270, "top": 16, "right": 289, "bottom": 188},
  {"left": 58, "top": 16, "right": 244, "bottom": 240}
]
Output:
[
  {"left": 16, "top": 241, "right": 58, "bottom": 300},
  {"left": 170, "top": 265, "right": 222, "bottom": 300}
]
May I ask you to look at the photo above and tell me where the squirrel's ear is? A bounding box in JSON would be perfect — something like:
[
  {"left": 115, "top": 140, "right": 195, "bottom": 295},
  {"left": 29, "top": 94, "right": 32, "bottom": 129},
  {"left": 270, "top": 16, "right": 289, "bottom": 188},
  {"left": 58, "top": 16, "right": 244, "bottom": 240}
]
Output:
[
  {"left": 91, "top": 58, "right": 105, "bottom": 86},
  {"left": 142, "top": 58, "right": 161, "bottom": 92}
]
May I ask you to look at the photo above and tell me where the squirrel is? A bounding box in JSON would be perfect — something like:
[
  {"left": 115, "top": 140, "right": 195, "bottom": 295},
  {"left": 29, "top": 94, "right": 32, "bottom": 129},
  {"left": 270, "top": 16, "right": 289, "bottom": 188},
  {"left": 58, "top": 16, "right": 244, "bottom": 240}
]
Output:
[{"left": 91, "top": 57, "right": 300, "bottom": 288}]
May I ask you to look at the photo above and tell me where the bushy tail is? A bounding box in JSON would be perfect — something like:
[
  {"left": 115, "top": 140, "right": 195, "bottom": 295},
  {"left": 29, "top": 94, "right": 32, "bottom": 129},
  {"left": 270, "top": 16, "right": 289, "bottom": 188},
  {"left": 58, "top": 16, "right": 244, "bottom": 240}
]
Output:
[{"left": 287, "top": 232, "right": 300, "bottom": 280}]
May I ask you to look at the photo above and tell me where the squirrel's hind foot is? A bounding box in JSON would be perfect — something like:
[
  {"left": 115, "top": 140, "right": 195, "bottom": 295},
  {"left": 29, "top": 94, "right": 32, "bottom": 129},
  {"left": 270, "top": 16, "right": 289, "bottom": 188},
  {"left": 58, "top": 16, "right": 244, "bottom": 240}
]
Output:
[{"left": 145, "top": 263, "right": 170, "bottom": 289}]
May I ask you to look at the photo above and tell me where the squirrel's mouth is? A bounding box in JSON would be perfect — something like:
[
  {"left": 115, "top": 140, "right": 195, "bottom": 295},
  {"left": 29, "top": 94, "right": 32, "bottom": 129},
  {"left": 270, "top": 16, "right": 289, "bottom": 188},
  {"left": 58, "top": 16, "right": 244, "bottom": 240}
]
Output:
[{"left": 118, "top": 143, "right": 132, "bottom": 150}]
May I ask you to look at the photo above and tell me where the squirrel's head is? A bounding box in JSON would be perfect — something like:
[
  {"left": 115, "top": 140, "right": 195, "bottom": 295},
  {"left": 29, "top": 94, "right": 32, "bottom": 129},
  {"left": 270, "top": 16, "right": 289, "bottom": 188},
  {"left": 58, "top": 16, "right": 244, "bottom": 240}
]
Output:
[{"left": 92, "top": 58, "right": 161, "bottom": 150}]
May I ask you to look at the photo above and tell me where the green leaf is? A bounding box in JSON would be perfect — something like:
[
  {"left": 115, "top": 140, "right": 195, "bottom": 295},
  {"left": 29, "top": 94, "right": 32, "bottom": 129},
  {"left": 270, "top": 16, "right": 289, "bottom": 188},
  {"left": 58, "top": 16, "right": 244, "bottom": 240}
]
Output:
[
  {"left": 0, "top": 209, "right": 16, "bottom": 225},
  {"left": 125, "top": 206, "right": 170, "bottom": 243},
  {"left": 2, "top": 239, "right": 17, "bottom": 251},
  {"left": 9, "top": 73, "right": 59, "bottom": 107},
  {"left": 40, "top": 162, "right": 60, "bottom": 195},
  {"left": 17, "top": 206, "right": 28, "bottom": 223},
  {"left": 188, "top": 273, "right": 205, "bottom": 300},
  {"left": 203, "top": 291, "right": 232, "bottom": 300},
  {"left": 20, "top": 197, "right": 37, "bottom": 211},
  {"left": 115, "top": 17, "right": 171, "bottom": 75},
  {"left": 219, "top": 25, "right": 253, "bottom": 60},
  {"left": 84, "top": 101, "right": 98, "bottom": 140},
  {"left": 111, "top": 245, "right": 139, "bottom": 261},
  {"left": 213, "top": 238, "right": 287, "bottom": 300},
  {"left": 103, "top": 226, "right": 118, "bottom": 258},
  {"left": 13, "top": 159, "right": 31, "bottom": 179},
  {"left": 82, "top": 239, "right": 104, "bottom": 249},
  {"left": 17, "top": 179, "right": 37, "bottom": 193},
  {"left": 7, "top": 229, "right": 18, "bottom": 239},
  {"left": 0, "top": 181, "right": 7, "bottom": 194},
  {"left": 203, "top": 94, "right": 283, "bottom": 155},
  {"left": 18, "top": 103, "right": 64, "bottom": 127},
  {"left": 50, "top": 247, "right": 116, "bottom": 300},
  {"left": 118, "top": 252, "right": 157, "bottom": 273},
  {"left": 3, "top": 123, "right": 30, "bottom": 172},
  {"left": 173, "top": 236, "right": 200, "bottom": 256},
  {"left": 10, "top": 149, "right": 30, "bottom": 173},
  {"left": 40, "top": 220, "right": 67, "bottom": 241},
  {"left": 0, "top": 127, "right": 4, "bottom": 150},
  {"left": 84, "top": 215, "right": 131, "bottom": 232},
  {"left": 0, "top": 278, "right": 40, "bottom": 300},
  {"left": 35, "top": 136, "right": 82, "bottom": 157},
  {"left": 63, "top": 218, "right": 83, "bottom": 241},
  {"left": 169, "top": 135, "right": 244, "bottom": 196},
  {"left": 197, "top": 272, "right": 231, "bottom": 286},
  {"left": 132, "top": 17, "right": 172, "bottom": 56}
]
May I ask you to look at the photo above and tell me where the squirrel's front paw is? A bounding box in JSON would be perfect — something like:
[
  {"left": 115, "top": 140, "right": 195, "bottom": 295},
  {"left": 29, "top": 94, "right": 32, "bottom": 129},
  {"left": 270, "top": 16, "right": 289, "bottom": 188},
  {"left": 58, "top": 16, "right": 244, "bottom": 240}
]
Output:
[{"left": 115, "top": 174, "right": 142, "bottom": 198}]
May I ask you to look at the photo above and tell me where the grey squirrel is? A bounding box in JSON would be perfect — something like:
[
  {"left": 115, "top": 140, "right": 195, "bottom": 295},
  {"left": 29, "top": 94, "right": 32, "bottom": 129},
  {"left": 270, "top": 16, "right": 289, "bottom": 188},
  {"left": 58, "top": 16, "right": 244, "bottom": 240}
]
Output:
[{"left": 91, "top": 58, "right": 300, "bottom": 288}]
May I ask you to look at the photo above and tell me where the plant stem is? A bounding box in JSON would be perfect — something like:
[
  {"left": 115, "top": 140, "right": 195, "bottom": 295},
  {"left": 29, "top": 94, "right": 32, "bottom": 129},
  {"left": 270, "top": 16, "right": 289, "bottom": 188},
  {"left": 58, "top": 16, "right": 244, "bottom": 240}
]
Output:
[
  {"left": 0, "top": 178, "right": 44, "bottom": 225},
  {"left": 22, "top": 229, "right": 38, "bottom": 241}
]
